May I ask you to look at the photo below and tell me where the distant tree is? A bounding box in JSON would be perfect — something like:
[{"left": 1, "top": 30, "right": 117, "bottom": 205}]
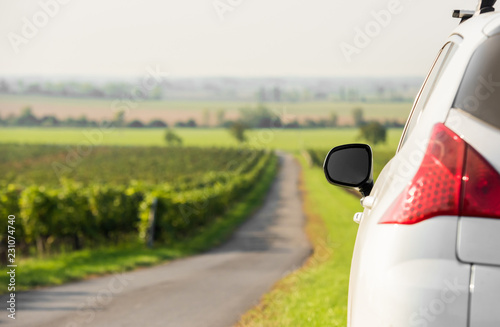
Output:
[
  {"left": 239, "top": 105, "right": 281, "bottom": 128},
  {"left": 76, "top": 115, "right": 89, "bottom": 127},
  {"left": 147, "top": 119, "right": 167, "bottom": 128},
  {"left": 317, "top": 119, "right": 329, "bottom": 128},
  {"left": 164, "top": 128, "right": 183, "bottom": 146},
  {"left": 384, "top": 119, "right": 404, "bottom": 128},
  {"left": 63, "top": 117, "right": 72, "bottom": 127},
  {"left": 87, "top": 120, "right": 99, "bottom": 127},
  {"left": 15, "top": 107, "right": 39, "bottom": 126},
  {"left": 113, "top": 110, "right": 126, "bottom": 128},
  {"left": 64, "top": 117, "right": 77, "bottom": 127},
  {"left": 40, "top": 115, "right": 59, "bottom": 127},
  {"left": 186, "top": 119, "right": 197, "bottom": 127},
  {"left": 359, "top": 121, "right": 387, "bottom": 145},
  {"left": 304, "top": 119, "right": 318, "bottom": 128},
  {"left": 202, "top": 109, "right": 210, "bottom": 127},
  {"left": 88, "top": 88, "right": 105, "bottom": 98},
  {"left": 128, "top": 120, "right": 145, "bottom": 128},
  {"left": 25, "top": 83, "right": 42, "bottom": 94},
  {"left": 216, "top": 109, "right": 225, "bottom": 127},
  {"left": 329, "top": 111, "right": 338, "bottom": 127},
  {"left": 228, "top": 121, "right": 248, "bottom": 144},
  {"left": 220, "top": 120, "right": 234, "bottom": 128},
  {"left": 284, "top": 120, "right": 301, "bottom": 129},
  {"left": 352, "top": 107, "right": 365, "bottom": 127},
  {"left": 4, "top": 114, "right": 16, "bottom": 126},
  {"left": 100, "top": 119, "right": 112, "bottom": 128}
]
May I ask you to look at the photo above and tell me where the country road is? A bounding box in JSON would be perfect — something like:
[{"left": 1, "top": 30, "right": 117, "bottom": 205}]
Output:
[{"left": 1, "top": 152, "right": 311, "bottom": 327}]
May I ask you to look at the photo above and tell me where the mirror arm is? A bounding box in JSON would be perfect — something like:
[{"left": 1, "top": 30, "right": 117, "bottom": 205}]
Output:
[{"left": 359, "top": 181, "right": 373, "bottom": 197}]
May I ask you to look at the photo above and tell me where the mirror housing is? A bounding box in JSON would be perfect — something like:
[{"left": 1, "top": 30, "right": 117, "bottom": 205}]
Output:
[{"left": 323, "top": 144, "right": 374, "bottom": 197}]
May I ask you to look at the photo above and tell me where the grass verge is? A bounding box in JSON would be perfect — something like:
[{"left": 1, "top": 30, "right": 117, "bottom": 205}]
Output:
[
  {"left": 1, "top": 155, "right": 278, "bottom": 294},
  {"left": 237, "top": 156, "right": 360, "bottom": 327}
]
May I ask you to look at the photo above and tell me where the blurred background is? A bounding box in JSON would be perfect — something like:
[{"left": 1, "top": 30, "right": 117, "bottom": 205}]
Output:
[
  {"left": 1, "top": 0, "right": 471, "bottom": 138},
  {"left": 0, "top": 0, "right": 474, "bottom": 325}
]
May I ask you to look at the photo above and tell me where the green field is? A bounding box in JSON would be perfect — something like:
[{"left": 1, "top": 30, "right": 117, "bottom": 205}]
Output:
[
  {"left": 0, "top": 95, "right": 412, "bottom": 121},
  {"left": 0, "top": 127, "right": 402, "bottom": 152}
]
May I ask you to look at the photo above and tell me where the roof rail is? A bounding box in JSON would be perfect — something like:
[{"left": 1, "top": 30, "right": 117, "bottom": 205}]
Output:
[
  {"left": 454, "top": 0, "right": 496, "bottom": 23},
  {"left": 453, "top": 10, "right": 474, "bottom": 22},
  {"left": 477, "top": 0, "right": 497, "bottom": 13}
]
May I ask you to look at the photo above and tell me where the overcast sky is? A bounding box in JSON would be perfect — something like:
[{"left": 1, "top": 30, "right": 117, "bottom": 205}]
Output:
[{"left": 0, "top": 0, "right": 473, "bottom": 78}]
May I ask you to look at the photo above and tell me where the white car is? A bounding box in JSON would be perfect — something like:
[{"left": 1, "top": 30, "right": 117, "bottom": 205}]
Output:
[{"left": 324, "top": 1, "right": 500, "bottom": 326}]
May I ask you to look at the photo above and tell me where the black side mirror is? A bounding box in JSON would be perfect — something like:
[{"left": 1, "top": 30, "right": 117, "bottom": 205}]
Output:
[{"left": 323, "top": 144, "right": 374, "bottom": 197}]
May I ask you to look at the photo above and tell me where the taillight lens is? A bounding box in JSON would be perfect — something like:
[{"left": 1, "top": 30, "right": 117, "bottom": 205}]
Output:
[
  {"left": 380, "top": 123, "right": 500, "bottom": 225},
  {"left": 462, "top": 145, "right": 500, "bottom": 218}
]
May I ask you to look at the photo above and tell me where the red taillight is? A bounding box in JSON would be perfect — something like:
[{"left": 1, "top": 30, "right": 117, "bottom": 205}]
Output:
[
  {"left": 380, "top": 123, "right": 500, "bottom": 225},
  {"left": 462, "top": 146, "right": 500, "bottom": 218}
]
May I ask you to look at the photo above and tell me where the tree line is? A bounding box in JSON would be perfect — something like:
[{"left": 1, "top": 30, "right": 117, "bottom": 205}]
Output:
[{"left": 1, "top": 106, "right": 403, "bottom": 134}]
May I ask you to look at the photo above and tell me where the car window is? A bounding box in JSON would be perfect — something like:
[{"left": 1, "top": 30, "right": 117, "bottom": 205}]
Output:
[
  {"left": 454, "top": 34, "right": 500, "bottom": 130},
  {"left": 399, "top": 42, "right": 456, "bottom": 149}
]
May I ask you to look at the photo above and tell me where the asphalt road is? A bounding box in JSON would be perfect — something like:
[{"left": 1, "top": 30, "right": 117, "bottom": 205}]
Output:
[{"left": 1, "top": 152, "right": 311, "bottom": 327}]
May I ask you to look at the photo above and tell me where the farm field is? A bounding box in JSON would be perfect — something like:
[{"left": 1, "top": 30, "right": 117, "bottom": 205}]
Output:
[
  {"left": 0, "top": 155, "right": 279, "bottom": 292},
  {"left": 0, "top": 144, "right": 259, "bottom": 186},
  {"left": 0, "top": 94, "right": 412, "bottom": 124},
  {"left": 0, "top": 127, "right": 403, "bottom": 152},
  {"left": 0, "top": 140, "right": 274, "bottom": 276}
]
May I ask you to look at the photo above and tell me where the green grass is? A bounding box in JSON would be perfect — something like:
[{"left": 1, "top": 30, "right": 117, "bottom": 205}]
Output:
[
  {"left": 0, "top": 155, "right": 278, "bottom": 293},
  {"left": 0, "top": 127, "right": 402, "bottom": 152},
  {"left": 238, "top": 157, "right": 360, "bottom": 327}
]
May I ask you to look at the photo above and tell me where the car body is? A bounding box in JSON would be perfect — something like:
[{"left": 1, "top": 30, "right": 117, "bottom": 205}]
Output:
[{"left": 324, "top": 5, "right": 500, "bottom": 327}]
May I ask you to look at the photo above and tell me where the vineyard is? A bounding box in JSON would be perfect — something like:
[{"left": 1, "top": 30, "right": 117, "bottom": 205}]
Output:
[
  {"left": 0, "top": 144, "right": 259, "bottom": 186},
  {"left": 0, "top": 145, "right": 276, "bottom": 258}
]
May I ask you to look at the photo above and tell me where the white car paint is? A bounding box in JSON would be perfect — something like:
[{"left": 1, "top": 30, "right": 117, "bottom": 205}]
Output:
[{"left": 336, "top": 9, "right": 500, "bottom": 327}]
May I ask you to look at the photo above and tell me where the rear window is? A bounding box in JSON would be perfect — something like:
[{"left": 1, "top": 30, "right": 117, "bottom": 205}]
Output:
[{"left": 454, "top": 34, "right": 500, "bottom": 129}]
